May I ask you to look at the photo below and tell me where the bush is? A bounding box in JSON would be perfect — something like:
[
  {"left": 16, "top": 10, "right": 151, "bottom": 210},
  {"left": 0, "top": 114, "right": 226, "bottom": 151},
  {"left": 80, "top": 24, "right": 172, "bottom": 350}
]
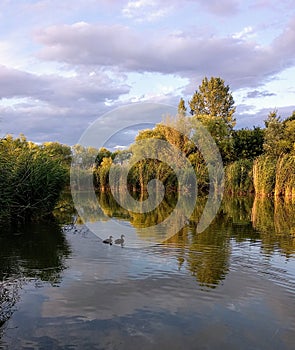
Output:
[{"left": 0, "top": 136, "right": 68, "bottom": 224}]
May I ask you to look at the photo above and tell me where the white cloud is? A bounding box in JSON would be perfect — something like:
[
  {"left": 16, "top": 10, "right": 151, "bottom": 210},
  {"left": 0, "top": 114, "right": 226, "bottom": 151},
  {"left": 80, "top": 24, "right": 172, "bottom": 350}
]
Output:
[
  {"left": 232, "top": 26, "right": 255, "bottom": 40},
  {"left": 200, "top": 0, "right": 239, "bottom": 16},
  {"left": 1, "top": 0, "right": 295, "bottom": 144},
  {"left": 35, "top": 18, "right": 295, "bottom": 89},
  {"left": 0, "top": 65, "right": 130, "bottom": 143},
  {"left": 122, "top": 0, "right": 172, "bottom": 22}
]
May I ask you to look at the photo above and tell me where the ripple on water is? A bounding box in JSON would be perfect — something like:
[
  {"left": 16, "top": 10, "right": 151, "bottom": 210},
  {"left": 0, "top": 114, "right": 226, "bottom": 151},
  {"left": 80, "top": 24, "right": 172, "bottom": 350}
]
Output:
[{"left": 230, "top": 238, "right": 295, "bottom": 298}]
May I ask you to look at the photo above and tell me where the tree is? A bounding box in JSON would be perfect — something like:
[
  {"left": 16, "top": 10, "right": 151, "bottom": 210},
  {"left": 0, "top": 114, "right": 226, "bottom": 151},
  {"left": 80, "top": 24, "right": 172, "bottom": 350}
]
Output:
[
  {"left": 283, "top": 110, "right": 295, "bottom": 124},
  {"left": 191, "top": 114, "right": 234, "bottom": 164},
  {"left": 98, "top": 157, "right": 113, "bottom": 192},
  {"left": 94, "top": 147, "right": 112, "bottom": 167},
  {"left": 263, "top": 110, "right": 287, "bottom": 157},
  {"left": 189, "top": 76, "right": 236, "bottom": 129},
  {"left": 284, "top": 119, "right": 295, "bottom": 154},
  {"left": 232, "top": 127, "right": 264, "bottom": 160},
  {"left": 178, "top": 98, "right": 187, "bottom": 116},
  {"left": 155, "top": 115, "right": 194, "bottom": 157}
]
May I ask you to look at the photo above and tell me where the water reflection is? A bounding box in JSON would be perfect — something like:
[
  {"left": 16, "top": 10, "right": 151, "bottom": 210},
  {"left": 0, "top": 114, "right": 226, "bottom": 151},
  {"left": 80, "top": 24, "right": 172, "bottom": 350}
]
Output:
[
  {"left": 0, "top": 193, "right": 295, "bottom": 349},
  {"left": 54, "top": 191, "right": 295, "bottom": 289},
  {"left": 0, "top": 222, "right": 71, "bottom": 328},
  {"left": 252, "top": 197, "right": 295, "bottom": 257}
]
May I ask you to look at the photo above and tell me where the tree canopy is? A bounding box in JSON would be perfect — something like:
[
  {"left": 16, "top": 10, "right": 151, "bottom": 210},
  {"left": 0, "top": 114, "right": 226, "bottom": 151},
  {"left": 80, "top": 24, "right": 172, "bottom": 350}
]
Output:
[{"left": 189, "top": 76, "right": 236, "bottom": 130}]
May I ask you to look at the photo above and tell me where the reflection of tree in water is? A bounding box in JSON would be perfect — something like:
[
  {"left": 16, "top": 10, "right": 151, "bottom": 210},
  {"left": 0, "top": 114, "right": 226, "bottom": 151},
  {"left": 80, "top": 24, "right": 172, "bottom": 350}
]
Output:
[
  {"left": 0, "top": 277, "right": 24, "bottom": 330},
  {"left": 58, "top": 190, "right": 295, "bottom": 289},
  {"left": 0, "top": 222, "right": 71, "bottom": 328},
  {"left": 131, "top": 194, "right": 175, "bottom": 227},
  {"left": 53, "top": 191, "right": 77, "bottom": 225},
  {"left": 98, "top": 192, "right": 131, "bottom": 221},
  {"left": 165, "top": 196, "right": 295, "bottom": 288},
  {"left": 165, "top": 216, "right": 231, "bottom": 289},
  {"left": 252, "top": 197, "right": 295, "bottom": 257},
  {"left": 188, "top": 225, "right": 231, "bottom": 288},
  {"left": 92, "top": 191, "right": 295, "bottom": 288}
]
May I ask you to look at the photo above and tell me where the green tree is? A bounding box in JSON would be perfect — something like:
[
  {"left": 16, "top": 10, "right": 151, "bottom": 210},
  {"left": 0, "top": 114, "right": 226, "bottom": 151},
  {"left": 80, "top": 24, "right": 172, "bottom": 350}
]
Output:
[
  {"left": 263, "top": 110, "right": 287, "bottom": 157},
  {"left": 72, "top": 145, "right": 98, "bottom": 169},
  {"left": 191, "top": 114, "right": 234, "bottom": 164},
  {"left": 95, "top": 147, "right": 112, "bottom": 167},
  {"left": 178, "top": 97, "right": 187, "bottom": 116},
  {"left": 155, "top": 115, "right": 194, "bottom": 158},
  {"left": 284, "top": 119, "right": 295, "bottom": 154},
  {"left": 232, "top": 127, "right": 264, "bottom": 160},
  {"left": 189, "top": 76, "right": 236, "bottom": 129},
  {"left": 283, "top": 110, "right": 295, "bottom": 124},
  {"left": 98, "top": 157, "right": 113, "bottom": 192}
]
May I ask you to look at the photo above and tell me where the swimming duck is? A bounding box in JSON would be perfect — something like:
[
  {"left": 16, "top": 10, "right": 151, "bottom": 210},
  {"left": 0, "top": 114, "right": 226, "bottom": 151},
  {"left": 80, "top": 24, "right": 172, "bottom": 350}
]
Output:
[
  {"left": 102, "top": 236, "right": 113, "bottom": 245},
  {"left": 114, "top": 234, "right": 125, "bottom": 245}
]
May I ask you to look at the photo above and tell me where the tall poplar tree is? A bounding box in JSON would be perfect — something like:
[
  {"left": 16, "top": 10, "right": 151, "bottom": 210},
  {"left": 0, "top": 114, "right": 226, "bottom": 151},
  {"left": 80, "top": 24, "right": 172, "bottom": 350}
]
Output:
[{"left": 189, "top": 76, "right": 236, "bottom": 129}]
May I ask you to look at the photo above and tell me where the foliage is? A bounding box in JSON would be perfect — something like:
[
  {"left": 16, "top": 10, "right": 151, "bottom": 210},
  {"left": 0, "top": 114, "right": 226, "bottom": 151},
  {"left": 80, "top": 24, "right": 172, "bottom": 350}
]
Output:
[
  {"left": 98, "top": 157, "right": 113, "bottom": 191},
  {"left": 0, "top": 135, "right": 68, "bottom": 224},
  {"left": 189, "top": 76, "right": 236, "bottom": 129},
  {"left": 94, "top": 147, "right": 112, "bottom": 166},
  {"left": 232, "top": 127, "right": 264, "bottom": 160},
  {"left": 283, "top": 119, "right": 295, "bottom": 154},
  {"left": 177, "top": 97, "right": 187, "bottom": 116},
  {"left": 225, "top": 159, "right": 254, "bottom": 194},
  {"left": 274, "top": 154, "right": 295, "bottom": 198},
  {"left": 72, "top": 144, "right": 98, "bottom": 169},
  {"left": 263, "top": 110, "right": 287, "bottom": 157},
  {"left": 192, "top": 114, "right": 234, "bottom": 164},
  {"left": 253, "top": 155, "right": 277, "bottom": 196},
  {"left": 42, "top": 141, "right": 72, "bottom": 167},
  {"left": 9, "top": 77, "right": 288, "bottom": 201}
]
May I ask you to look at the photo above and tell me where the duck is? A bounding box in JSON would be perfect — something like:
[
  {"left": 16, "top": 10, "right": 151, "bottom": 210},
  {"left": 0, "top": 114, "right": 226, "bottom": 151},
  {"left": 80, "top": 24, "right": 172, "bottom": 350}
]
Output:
[
  {"left": 114, "top": 234, "right": 125, "bottom": 246},
  {"left": 102, "top": 236, "right": 113, "bottom": 245}
]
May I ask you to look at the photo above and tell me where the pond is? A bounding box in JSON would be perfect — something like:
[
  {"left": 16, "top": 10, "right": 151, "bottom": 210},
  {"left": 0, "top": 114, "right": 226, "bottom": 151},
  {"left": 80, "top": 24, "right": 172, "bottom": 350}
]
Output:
[{"left": 0, "top": 194, "right": 295, "bottom": 349}]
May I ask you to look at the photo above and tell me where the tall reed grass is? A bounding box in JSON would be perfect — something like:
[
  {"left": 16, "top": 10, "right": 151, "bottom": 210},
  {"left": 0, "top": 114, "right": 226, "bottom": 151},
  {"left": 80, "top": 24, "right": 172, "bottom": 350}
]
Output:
[
  {"left": 253, "top": 155, "right": 295, "bottom": 198},
  {"left": 0, "top": 137, "right": 68, "bottom": 224},
  {"left": 253, "top": 155, "right": 276, "bottom": 196},
  {"left": 225, "top": 159, "right": 254, "bottom": 194},
  {"left": 274, "top": 154, "right": 295, "bottom": 200}
]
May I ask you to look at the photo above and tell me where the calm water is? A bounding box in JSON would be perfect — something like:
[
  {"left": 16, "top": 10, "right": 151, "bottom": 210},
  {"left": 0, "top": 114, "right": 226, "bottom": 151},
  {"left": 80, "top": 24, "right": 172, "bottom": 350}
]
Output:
[{"left": 0, "top": 195, "right": 295, "bottom": 349}]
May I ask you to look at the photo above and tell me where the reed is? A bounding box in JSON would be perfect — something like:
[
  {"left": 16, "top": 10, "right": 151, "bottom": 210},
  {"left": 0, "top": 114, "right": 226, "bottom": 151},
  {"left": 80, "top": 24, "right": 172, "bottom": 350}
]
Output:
[
  {"left": 253, "top": 155, "right": 276, "bottom": 196},
  {"left": 225, "top": 159, "right": 254, "bottom": 194},
  {"left": 0, "top": 137, "right": 68, "bottom": 224},
  {"left": 274, "top": 154, "right": 295, "bottom": 199}
]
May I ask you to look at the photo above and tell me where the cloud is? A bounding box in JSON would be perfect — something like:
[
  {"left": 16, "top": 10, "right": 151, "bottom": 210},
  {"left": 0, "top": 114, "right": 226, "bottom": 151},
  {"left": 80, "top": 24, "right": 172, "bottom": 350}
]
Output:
[
  {"left": 35, "top": 17, "right": 295, "bottom": 89},
  {"left": 0, "top": 65, "right": 130, "bottom": 106},
  {"left": 236, "top": 104, "right": 295, "bottom": 128},
  {"left": 199, "top": 0, "right": 239, "bottom": 16},
  {"left": 122, "top": 0, "right": 240, "bottom": 21},
  {"left": 232, "top": 26, "right": 255, "bottom": 40},
  {"left": 0, "top": 65, "right": 131, "bottom": 144},
  {"left": 2, "top": 1, "right": 295, "bottom": 144},
  {"left": 122, "top": 0, "right": 172, "bottom": 22},
  {"left": 0, "top": 99, "right": 105, "bottom": 144},
  {"left": 246, "top": 90, "right": 276, "bottom": 98}
]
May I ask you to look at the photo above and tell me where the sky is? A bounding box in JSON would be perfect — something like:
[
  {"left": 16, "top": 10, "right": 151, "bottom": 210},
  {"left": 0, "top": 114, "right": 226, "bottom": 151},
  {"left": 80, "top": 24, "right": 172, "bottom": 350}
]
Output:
[{"left": 0, "top": 0, "right": 295, "bottom": 145}]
